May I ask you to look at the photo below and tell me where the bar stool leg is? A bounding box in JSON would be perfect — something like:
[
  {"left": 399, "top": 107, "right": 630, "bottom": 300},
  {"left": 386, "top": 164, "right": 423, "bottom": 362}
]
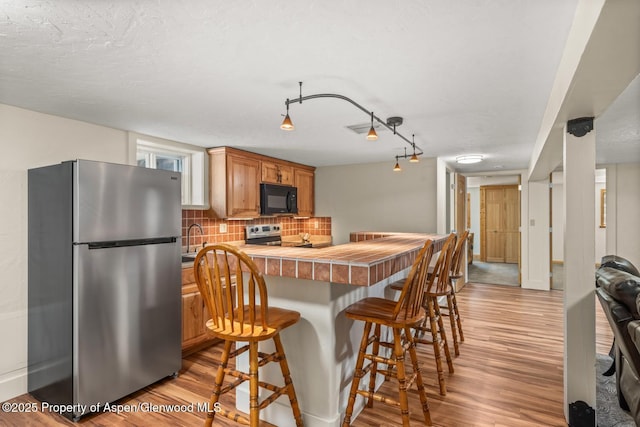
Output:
[
  {"left": 426, "top": 298, "right": 447, "bottom": 396},
  {"left": 367, "top": 323, "right": 381, "bottom": 407},
  {"left": 434, "top": 302, "right": 454, "bottom": 375},
  {"left": 452, "top": 293, "right": 464, "bottom": 342},
  {"left": 273, "top": 334, "right": 304, "bottom": 426},
  {"left": 249, "top": 341, "right": 259, "bottom": 427},
  {"left": 405, "top": 326, "right": 432, "bottom": 426},
  {"left": 393, "top": 327, "right": 411, "bottom": 427},
  {"left": 342, "top": 322, "right": 373, "bottom": 427},
  {"left": 446, "top": 294, "right": 460, "bottom": 356},
  {"left": 205, "top": 340, "right": 232, "bottom": 427}
]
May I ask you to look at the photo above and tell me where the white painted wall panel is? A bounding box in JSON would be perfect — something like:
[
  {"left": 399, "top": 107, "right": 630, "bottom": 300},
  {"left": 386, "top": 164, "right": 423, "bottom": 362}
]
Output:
[
  {"left": 315, "top": 159, "right": 438, "bottom": 245},
  {"left": 0, "top": 103, "right": 128, "bottom": 401}
]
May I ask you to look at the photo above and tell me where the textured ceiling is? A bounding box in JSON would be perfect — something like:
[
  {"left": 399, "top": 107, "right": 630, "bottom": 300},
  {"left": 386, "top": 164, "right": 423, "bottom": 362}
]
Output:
[{"left": 0, "top": 1, "right": 636, "bottom": 172}]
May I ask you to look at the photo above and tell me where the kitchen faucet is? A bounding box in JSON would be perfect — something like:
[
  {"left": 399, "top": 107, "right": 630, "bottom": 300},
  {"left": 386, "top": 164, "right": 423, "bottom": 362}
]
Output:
[{"left": 186, "top": 223, "right": 204, "bottom": 253}]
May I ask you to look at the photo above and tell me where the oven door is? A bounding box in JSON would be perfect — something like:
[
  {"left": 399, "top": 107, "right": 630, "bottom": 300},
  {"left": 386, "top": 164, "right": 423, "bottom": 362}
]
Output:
[{"left": 260, "top": 183, "right": 298, "bottom": 215}]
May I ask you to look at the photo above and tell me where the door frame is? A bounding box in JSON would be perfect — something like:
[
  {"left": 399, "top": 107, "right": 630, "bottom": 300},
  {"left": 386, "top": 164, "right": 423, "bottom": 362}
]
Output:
[{"left": 479, "top": 184, "right": 522, "bottom": 281}]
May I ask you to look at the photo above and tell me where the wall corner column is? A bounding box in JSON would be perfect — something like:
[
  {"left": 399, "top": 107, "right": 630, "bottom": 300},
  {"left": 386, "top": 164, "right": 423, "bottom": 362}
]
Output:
[{"left": 563, "top": 117, "right": 596, "bottom": 420}]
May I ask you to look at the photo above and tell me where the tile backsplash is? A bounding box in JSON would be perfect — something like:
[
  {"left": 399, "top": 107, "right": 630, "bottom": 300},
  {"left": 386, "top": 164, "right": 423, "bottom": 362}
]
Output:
[{"left": 181, "top": 210, "right": 331, "bottom": 251}]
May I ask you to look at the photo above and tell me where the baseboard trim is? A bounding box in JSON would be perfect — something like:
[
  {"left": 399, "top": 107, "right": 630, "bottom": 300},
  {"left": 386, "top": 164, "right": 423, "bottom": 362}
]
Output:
[{"left": 0, "top": 367, "right": 27, "bottom": 403}]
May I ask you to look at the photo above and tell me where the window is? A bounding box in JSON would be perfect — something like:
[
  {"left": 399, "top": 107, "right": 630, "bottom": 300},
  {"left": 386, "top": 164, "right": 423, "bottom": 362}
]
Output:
[{"left": 132, "top": 133, "right": 208, "bottom": 208}]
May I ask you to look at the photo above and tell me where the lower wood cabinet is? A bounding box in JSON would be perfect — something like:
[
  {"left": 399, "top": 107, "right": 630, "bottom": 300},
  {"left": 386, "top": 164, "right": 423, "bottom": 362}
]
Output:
[{"left": 181, "top": 267, "right": 218, "bottom": 356}]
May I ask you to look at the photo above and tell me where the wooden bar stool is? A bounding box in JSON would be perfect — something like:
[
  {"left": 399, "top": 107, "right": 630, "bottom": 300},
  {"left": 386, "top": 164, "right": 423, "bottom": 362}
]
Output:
[
  {"left": 414, "top": 233, "right": 456, "bottom": 395},
  {"left": 441, "top": 229, "right": 468, "bottom": 356},
  {"left": 342, "top": 239, "right": 435, "bottom": 427},
  {"left": 388, "top": 233, "right": 456, "bottom": 396},
  {"left": 193, "top": 244, "right": 304, "bottom": 427}
]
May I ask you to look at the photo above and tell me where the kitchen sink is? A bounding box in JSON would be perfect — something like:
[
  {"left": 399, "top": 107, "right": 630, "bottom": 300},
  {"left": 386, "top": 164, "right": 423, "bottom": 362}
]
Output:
[{"left": 181, "top": 253, "right": 197, "bottom": 263}]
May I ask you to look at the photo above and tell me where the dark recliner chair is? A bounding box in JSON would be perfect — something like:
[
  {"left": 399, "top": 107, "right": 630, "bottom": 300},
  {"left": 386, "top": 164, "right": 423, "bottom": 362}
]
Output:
[{"left": 595, "top": 255, "right": 640, "bottom": 424}]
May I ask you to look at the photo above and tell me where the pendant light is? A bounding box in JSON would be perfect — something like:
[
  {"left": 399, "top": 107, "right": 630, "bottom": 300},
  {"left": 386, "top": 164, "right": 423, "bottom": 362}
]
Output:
[
  {"left": 280, "top": 98, "right": 294, "bottom": 131},
  {"left": 393, "top": 156, "right": 401, "bottom": 172},
  {"left": 409, "top": 134, "right": 419, "bottom": 163},
  {"left": 366, "top": 112, "right": 378, "bottom": 141}
]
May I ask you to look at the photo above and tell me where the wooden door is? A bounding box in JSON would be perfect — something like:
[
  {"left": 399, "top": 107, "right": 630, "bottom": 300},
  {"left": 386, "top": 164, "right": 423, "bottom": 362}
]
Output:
[
  {"left": 484, "top": 187, "right": 505, "bottom": 262},
  {"left": 480, "top": 185, "right": 519, "bottom": 263},
  {"left": 227, "top": 155, "right": 260, "bottom": 217}
]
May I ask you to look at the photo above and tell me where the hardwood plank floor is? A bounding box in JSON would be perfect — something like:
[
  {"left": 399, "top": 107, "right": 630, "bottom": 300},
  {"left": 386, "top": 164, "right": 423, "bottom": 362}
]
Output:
[{"left": 1, "top": 283, "right": 614, "bottom": 426}]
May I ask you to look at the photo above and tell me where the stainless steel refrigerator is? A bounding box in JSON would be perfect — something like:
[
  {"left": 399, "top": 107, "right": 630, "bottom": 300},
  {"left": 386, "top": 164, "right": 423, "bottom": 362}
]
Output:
[{"left": 28, "top": 159, "right": 182, "bottom": 421}]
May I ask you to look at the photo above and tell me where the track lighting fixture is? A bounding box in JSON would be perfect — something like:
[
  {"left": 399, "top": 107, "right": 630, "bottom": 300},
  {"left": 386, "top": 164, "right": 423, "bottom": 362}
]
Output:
[
  {"left": 280, "top": 98, "right": 294, "bottom": 131},
  {"left": 392, "top": 146, "right": 423, "bottom": 171},
  {"left": 280, "top": 82, "right": 425, "bottom": 168},
  {"left": 366, "top": 112, "right": 378, "bottom": 141},
  {"left": 393, "top": 156, "right": 401, "bottom": 172},
  {"left": 409, "top": 134, "right": 419, "bottom": 163}
]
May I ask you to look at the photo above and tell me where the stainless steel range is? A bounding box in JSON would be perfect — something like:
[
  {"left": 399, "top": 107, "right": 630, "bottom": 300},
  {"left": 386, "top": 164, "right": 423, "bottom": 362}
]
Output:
[{"left": 245, "top": 224, "right": 312, "bottom": 247}]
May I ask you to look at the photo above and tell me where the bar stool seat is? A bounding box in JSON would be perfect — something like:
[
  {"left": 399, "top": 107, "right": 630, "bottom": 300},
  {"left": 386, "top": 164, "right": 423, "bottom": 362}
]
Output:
[
  {"left": 345, "top": 297, "right": 424, "bottom": 328},
  {"left": 194, "top": 243, "right": 304, "bottom": 427},
  {"left": 205, "top": 306, "right": 300, "bottom": 340},
  {"left": 342, "top": 240, "right": 435, "bottom": 427}
]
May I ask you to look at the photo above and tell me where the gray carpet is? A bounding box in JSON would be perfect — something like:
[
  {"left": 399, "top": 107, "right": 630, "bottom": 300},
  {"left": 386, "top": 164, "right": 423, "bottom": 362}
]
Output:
[
  {"left": 597, "top": 353, "right": 636, "bottom": 427},
  {"left": 468, "top": 261, "right": 519, "bottom": 286}
]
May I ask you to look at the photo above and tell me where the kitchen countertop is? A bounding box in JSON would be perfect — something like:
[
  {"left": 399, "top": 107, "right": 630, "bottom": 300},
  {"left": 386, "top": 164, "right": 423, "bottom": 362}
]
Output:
[
  {"left": 181, "top": 232, "right": 447, "bottom": 286},
  {"left": 238, "top": 231, "right": 447, "bottom": 286}
]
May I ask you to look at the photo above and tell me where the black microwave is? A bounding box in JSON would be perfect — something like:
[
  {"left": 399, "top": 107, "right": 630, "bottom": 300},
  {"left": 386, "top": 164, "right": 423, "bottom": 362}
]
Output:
[{"left": 260, "top": 183, "right": 298, "bottom": 215}]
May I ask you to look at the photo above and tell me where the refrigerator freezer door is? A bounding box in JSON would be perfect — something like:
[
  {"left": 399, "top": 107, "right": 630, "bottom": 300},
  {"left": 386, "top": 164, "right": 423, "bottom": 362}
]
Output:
[
  {"left": 73, "top": 241, "right": 181, "bottom": 411},
  {"left": 74, "top": 160, "right": 181, "bottom": 243}
]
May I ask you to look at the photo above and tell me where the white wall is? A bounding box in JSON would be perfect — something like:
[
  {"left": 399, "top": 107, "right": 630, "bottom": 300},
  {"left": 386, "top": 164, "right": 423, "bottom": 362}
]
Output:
[
  {"left": 0, "top": 103, "right": 129, "bottom": 402},
  {"left": 467, "top": 187, "right": 480, "bottom": 256},
  {"left": 551, "top": 170, "right": 607, "bottom": 264},
  {"left": 315, "top": 158, "right": 438, "bottom": 244},
  {"left": 551, "top": 171, "right": 564, "bottom": 263},
  {"left": 523, "top": 178, "right": 551, "bottom": 290},
  {"left": 606, "top": 163, "right": 640, "bottom": 267}
]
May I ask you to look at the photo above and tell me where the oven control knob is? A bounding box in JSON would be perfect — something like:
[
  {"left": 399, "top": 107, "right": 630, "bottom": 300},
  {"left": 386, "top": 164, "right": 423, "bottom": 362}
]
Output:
[{"left": 274, "top": 226, "right": 279, "bottom": 231}]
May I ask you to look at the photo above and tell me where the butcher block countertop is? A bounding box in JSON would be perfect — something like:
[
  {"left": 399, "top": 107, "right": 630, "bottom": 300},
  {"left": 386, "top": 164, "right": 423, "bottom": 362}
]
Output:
[{"left": 238, "top": 231, "right": 448, "bottom": 286}]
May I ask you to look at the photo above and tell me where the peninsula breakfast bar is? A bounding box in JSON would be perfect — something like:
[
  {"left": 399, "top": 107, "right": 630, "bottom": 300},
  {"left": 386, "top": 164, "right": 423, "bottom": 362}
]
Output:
[{"left": 232, "top": 232, "right": 448, "bottom": 427}]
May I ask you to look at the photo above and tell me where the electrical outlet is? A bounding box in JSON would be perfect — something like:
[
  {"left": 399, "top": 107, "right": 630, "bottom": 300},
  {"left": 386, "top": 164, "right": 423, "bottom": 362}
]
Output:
[
  {"left": 314, "top": 220, "right": 319, "bottom": 229},
  {"left": 219, "top": 223, "right": 228, "bottom": 233}
]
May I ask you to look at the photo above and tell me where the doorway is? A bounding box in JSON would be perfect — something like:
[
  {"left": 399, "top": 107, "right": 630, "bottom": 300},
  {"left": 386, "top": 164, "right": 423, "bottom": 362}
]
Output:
[{"left": 467, "top": 176, "right": 521, "bottom": 286}]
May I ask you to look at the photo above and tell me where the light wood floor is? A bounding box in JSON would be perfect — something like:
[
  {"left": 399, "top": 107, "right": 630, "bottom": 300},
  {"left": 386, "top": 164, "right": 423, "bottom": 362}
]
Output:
[{"left": 2, "top": 283, "right": 614, "bottom": 426}]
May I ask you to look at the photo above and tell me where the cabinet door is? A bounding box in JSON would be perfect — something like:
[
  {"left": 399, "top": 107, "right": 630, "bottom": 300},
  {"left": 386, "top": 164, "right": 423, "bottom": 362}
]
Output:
[
  {"left": 262, "top": 161, "right": 294, "bottom": 185},
  {"left": 294, "top": 168, "right": 314, "bottom": 217},
  {"left": 279, "top": 165, "right": 294, "bottom": 185},
  {"left": 227, "top": 155, "right": 260, "bottom": 217},
  {"left": 261, "top": 161, "right": 281, "bottom": 184},
  {"left": 182, "top": 291, "right": 206, "bottom": 344}
]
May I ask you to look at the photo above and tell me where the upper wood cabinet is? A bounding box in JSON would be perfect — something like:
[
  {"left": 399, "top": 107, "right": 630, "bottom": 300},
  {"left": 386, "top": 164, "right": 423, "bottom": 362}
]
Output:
[
  {"left": 208, "top": 147, "right": 314, "bottom": 218},
  {"left": 208, "top": 147, "right": 261, "bottom": 218},
  {"left": 295, "top": 167, "right": 315, "bottom": 217},
  {"left": 261, "top": 160, "right": 293, "bottom": 186}
]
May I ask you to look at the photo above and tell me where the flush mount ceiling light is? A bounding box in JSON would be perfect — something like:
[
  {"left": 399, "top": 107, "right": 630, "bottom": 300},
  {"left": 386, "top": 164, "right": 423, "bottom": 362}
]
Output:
[
  {"left": 280, "top": 82, "right": 424, "bottom": 167},
  {"left": 456, "top": 155, "right": 484, "bottom": 164}
]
